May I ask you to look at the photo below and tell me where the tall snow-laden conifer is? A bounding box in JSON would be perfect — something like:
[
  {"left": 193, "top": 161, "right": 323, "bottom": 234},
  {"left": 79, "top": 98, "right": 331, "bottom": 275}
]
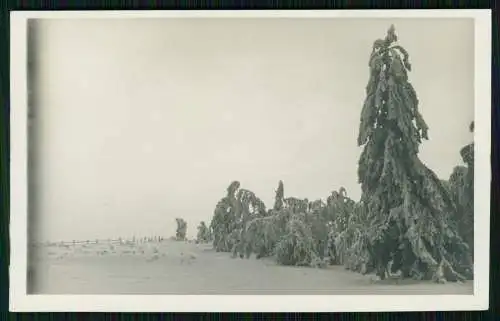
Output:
[{"left": 357, "top": 25, "right": 472, "bottom": 282}]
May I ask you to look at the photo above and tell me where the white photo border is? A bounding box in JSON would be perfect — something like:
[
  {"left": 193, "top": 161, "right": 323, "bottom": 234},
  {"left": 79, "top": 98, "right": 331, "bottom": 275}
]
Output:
[{"left": 9, "top": 9, "right": 492, "bottom": 312}]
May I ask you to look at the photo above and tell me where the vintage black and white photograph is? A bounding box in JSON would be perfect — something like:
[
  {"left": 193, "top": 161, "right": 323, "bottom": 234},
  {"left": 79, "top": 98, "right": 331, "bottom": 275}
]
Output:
[{"left": 10, "top": 10, "right": 490, "bottom": 312}]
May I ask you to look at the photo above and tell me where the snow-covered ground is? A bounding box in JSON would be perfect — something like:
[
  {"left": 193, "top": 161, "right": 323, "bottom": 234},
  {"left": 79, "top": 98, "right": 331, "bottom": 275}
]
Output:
[{"left": 28, "top": 240, "right": 473, "bottom": 295}]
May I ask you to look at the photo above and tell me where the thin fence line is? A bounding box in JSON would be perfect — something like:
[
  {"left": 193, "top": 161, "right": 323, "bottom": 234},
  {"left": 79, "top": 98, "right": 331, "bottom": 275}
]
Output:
[{"left": 31, "top": 236, "right": 168, "bottom": 246}]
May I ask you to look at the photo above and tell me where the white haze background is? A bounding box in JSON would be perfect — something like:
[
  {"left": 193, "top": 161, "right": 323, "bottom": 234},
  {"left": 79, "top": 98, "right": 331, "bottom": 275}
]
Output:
[{"left": 31, "top": 18, "right": 474, "bottom": 242}]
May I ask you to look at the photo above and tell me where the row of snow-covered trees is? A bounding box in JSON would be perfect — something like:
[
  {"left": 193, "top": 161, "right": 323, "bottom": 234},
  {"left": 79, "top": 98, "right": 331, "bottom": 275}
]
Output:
[
  {"left": 206, "top": 25, "right": 474, "bottom": 283},
  {"left": 209, "top": 180, "right": 357, "bottom": 267}
]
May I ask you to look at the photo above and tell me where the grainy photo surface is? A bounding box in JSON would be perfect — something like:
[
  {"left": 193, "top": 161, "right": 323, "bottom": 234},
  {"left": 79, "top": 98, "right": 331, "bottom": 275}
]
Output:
[{"left": 10, "top": 10, "right": 491, "bottom": 312}]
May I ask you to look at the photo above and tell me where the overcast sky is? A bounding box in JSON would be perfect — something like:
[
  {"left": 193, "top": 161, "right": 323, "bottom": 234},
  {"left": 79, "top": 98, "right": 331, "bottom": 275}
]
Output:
[{"left": 30, "top": 17, "right": 474, "bottom": 242}]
